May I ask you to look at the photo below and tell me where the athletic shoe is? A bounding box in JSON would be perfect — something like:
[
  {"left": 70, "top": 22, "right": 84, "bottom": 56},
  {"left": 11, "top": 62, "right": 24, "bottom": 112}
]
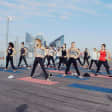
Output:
[
  {"left": 79, "top": 75, "right": 83, "bottom": 79},
  {"left": 8, "top": 75, "right": 15, "bottom": 79},
  {"left": 46, "top": 78, "right": 50, "bottom": 81},
  {"left": 72, "top": 73, "right": 78, "bottom": 77}
]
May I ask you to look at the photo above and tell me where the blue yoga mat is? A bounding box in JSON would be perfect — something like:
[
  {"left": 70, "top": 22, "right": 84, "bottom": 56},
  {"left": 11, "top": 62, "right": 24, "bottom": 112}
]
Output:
[
  {"left": 79, "top": 68, "right": 112, "bottom": 76},
  {"left": 0, "top": 69, "right": 23, "bottom": 74},
  {"left": 68, "top": 83, "right": 112, "bottom": 93},
  {"left": 18, "top": 68, "right": 29, "bottom": 70},
  {"left": 56, "top": 74, "right": 90, "bottom": 80},
  {"left": 90, "top": 70, "right": 112, "bottom": 76}
]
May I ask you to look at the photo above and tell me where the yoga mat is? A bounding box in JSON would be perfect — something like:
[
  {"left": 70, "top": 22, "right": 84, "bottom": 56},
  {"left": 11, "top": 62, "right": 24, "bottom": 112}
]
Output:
[
  {"left": 56, "top": 74, "right": 90, "bottom": 80},
  {"left": 17, "top": 77, "right": 59, "bottom": 85},
  {"left": 68, "top": 83, "right": 112, "bottom": 93}
]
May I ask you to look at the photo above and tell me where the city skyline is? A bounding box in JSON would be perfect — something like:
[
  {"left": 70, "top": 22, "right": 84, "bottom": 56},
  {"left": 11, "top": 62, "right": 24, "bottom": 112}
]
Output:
[{"left": 0, "top": 0, "right": 112, "bottom": 50}]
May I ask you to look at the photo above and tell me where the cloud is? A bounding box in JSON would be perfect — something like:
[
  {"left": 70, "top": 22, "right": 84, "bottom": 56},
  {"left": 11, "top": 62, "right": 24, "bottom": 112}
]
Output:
[
  {"left": 105, "top": 4, "right": 112, "bottom": 9},
  {"left": 0, "top": 0, "right": 111, "bottom": 21}
]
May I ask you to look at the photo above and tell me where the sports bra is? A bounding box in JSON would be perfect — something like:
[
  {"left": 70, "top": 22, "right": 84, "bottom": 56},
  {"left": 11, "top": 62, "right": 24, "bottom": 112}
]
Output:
[
  {"left": 36, "top": 48, "right": 45, "bottom": 56},
  {"left": 49, "top": 49, "right": 54, "bottom": 56},
  {"left": 69, "top": 49, "right": 78, "bottom": 56}
]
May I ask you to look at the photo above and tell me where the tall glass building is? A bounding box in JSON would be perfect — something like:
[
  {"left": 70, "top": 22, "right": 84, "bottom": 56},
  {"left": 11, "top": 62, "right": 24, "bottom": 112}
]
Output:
[{"left": 49, "top": 35, "right": 64, "bottom": 48}]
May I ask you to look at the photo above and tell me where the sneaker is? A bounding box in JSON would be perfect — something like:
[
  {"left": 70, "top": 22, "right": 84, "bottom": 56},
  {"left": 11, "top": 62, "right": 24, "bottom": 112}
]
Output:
[
  {"left": 27, "top": 67, "right": 31, "bottom": 69},
  {"left": 8, "top": 75, "right": 15, "bottom": 79},
  {"left": 72, "top": 73, "right": 78, "bottom": 77},
  {"left": 79, "top": 76, "right": 83, "bottom": 79},
  {"left": 46, "top": 78, "right": 50, "bottom": 81}
]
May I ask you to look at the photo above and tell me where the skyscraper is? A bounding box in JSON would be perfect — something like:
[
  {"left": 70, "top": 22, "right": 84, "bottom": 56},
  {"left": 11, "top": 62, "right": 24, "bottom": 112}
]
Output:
[
  {"left": 25, "top": 32, "right": 33, "bottom": 43},
  {"left": 49, "top": 35, "right": 64, "bottom": 48}
]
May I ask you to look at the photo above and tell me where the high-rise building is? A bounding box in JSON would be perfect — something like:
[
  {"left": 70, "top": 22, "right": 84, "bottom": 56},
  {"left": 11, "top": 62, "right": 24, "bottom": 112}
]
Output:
[
  {"left": 25, "top": 32, "right": 33, "bottom": 43},
  {"left": 49, "top": 35, "right": 64, "bottom": 48}
]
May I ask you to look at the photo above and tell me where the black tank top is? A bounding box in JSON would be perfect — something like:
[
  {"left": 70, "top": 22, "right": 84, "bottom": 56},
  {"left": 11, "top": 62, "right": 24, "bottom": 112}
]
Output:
[
  {"left": 62, "top": 49, "right": 66, "bottom": 57},
  {"left": 8, "top": 48, "right": 13, "bottom": 56},
  {"left": 84, "top": 51, "right": 88, "bottom": 58},
  {"left": 21, "top": 48, "right": 25, "bottom": 55}
]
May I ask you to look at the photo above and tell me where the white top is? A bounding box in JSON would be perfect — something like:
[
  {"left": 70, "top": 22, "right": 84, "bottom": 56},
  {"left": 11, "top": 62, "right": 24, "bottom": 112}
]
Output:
[
  {"left": 57, "top": 50, "right": 62, "bottom": 57},
  {"left": 48, "top": 49, "right": 54, "bottom": 56},
  {"left": 91, "top": 51, "right": 98, "bottom": 60}
]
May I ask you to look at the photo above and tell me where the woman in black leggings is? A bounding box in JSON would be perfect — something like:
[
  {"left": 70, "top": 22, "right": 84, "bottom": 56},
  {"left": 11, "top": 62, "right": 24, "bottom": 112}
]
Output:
[
  {"left": 76, "top": 48, "right": 83, "bottom": 66},
  {"left": 18, "top": 42, "right": 28, "bottom": 67},
  {"left": 83, "top": 48, "right": 90, "bottom": 67},
  {"left": 43, "top": 46, "right": 49, "bottom": 66},
  {"left": 30, "top": 39, "right": 50, "bottom": 80},
  {"left": 47, "top": 47, "right": 56, "bottom": 68},
  {"left": 64, "top": 42, "right": 82, "bottom": 78},
  {"left": 95, "top": 44, "right": 111, "bottom": 77},
  {"left": 6, "top": 42, "right": 16, "bottom": 70},
  {"left": 58, "top": 44, "right": 67, "bottom": 70}
]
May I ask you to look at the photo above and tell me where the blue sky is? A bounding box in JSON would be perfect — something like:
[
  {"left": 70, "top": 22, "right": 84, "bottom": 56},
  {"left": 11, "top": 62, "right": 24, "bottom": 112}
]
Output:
[{"left": 0, "top": 0, "right": 112, "bottom": 50}]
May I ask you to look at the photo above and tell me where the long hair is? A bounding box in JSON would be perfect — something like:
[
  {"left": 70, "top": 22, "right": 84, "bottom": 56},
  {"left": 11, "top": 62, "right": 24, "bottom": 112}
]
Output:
[
  {"left": 9, "top": 42, "right": 14, "bottom": 48},
  {"left": 35, "top": 39, "right": 42, "bottom": 48}
]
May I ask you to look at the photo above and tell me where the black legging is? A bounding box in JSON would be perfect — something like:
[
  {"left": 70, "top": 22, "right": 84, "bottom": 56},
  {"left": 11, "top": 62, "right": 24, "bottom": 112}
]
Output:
[
  {"left": 96, "top": 60, "right": 110, "bottom": 74},
  {"left": 31, "top": 57, "right": 49, "bottom": 79},
  {"left": 18, "top": 56, "right": 28, "bottom": 67},
  {"left": 43, "top": 55, "right": 49, "bottom": 65},
  {"left": 65, "top": 58, "right": 80, "bottom": 76},
  {"left": 77, "top": 58, "right": 83, "bottom": 66},
  {"left": 6, "top": 56, "right": 15, "bottom": 69},
  {"left": 47, "top": 56, "right": 55, "bottom": 67},
  {"left": 89, "top": 60, "right": 98, "bottom": 70},
  {"left": 83, "top": 57, "right": 89, "bottom": 66},
  {"left": 58, "top": 57, "right": 67, "bottom": 69}
]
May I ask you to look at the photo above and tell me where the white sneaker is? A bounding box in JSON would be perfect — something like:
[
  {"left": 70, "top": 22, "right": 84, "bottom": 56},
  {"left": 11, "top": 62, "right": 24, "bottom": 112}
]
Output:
[
  {"left": 46, "top": 78, "right": 50, "bottom": 81},
  {"left": 79, "top": 76, "right": 83, "bottom": 79},
  {"left": 8, "top": 75, "right": 15, "bottom": 79},
  {"left": 72, "top": 73, "right": 78, "bottom": 77}
]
